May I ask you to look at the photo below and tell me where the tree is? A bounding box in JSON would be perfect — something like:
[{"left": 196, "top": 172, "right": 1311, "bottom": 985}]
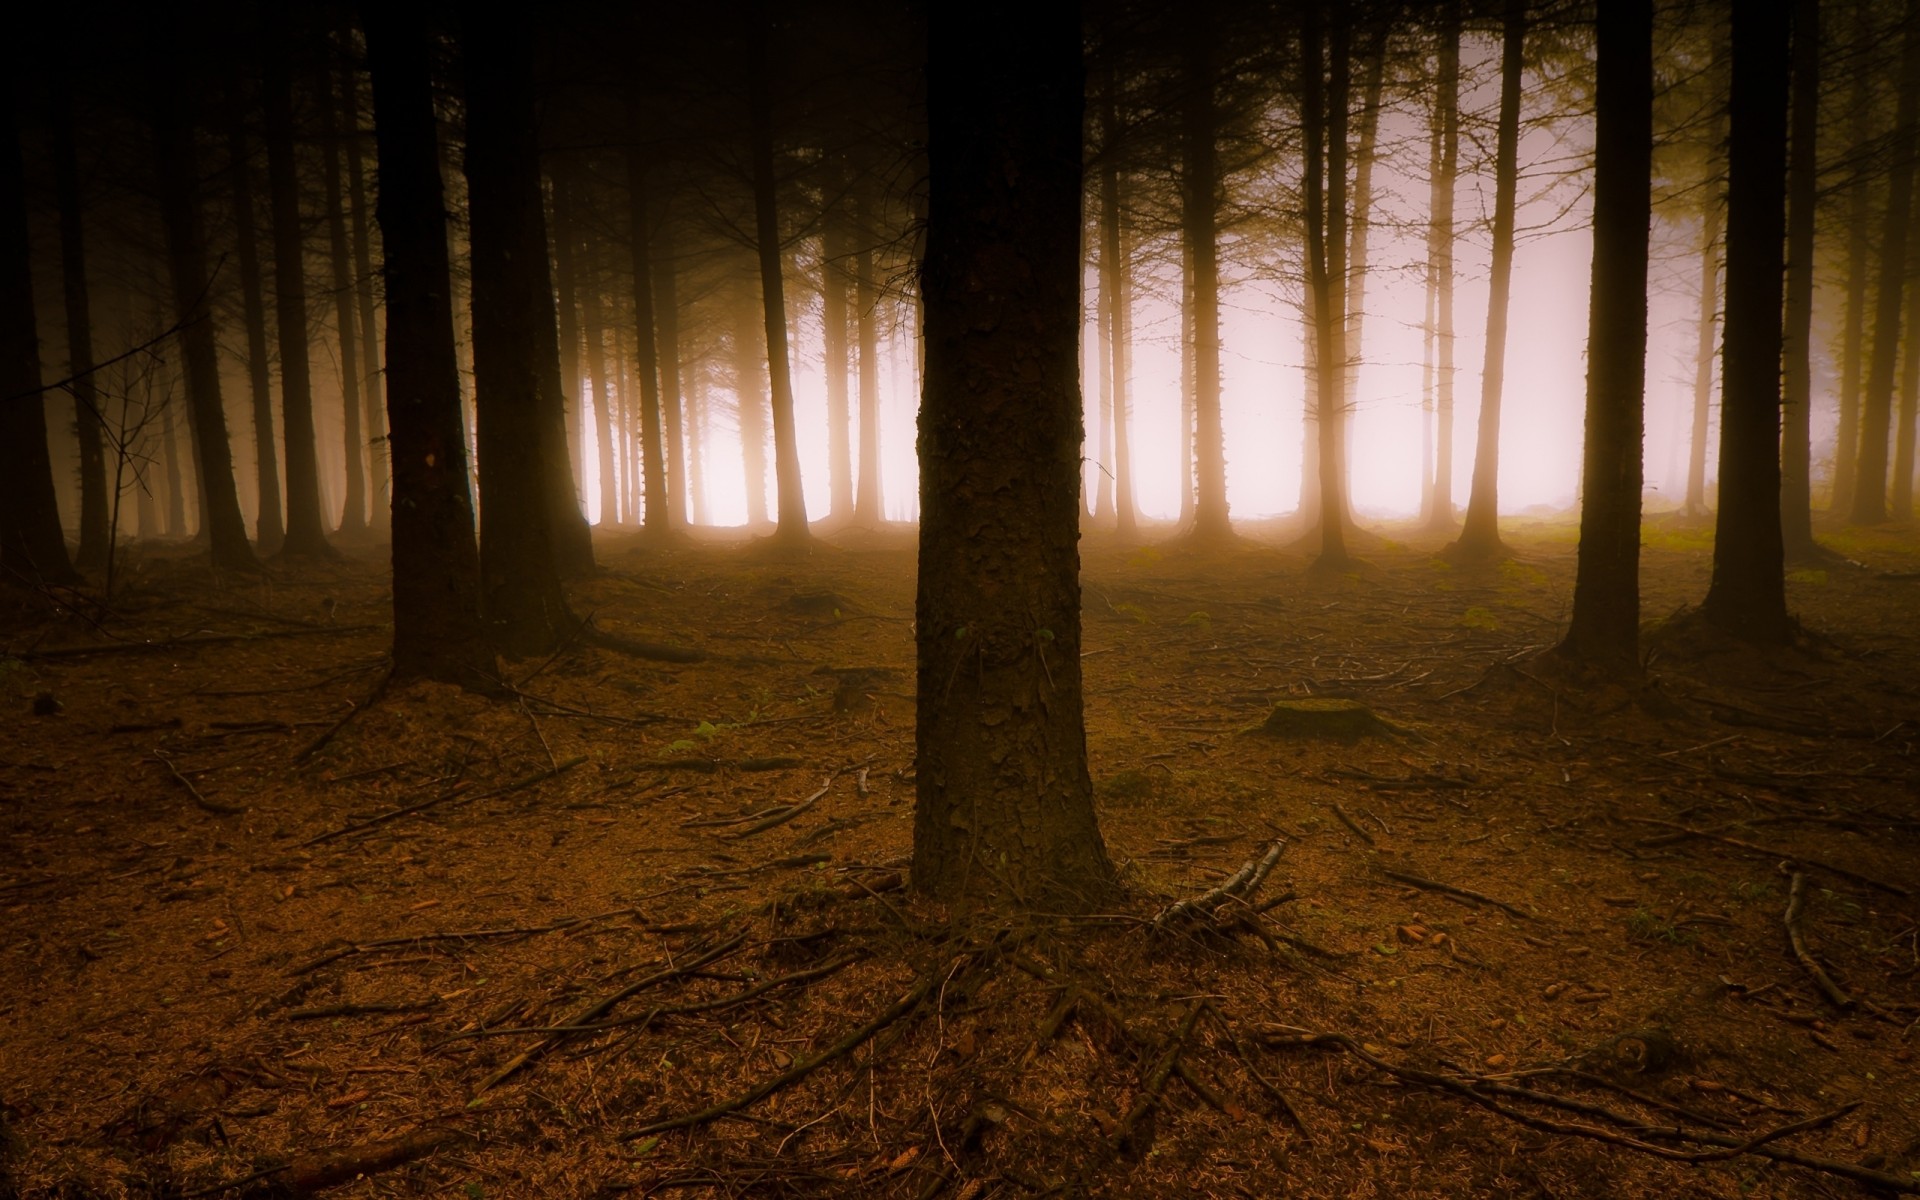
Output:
[
  {"left": 623, "top": 131, "right": 670, "bottom": 540},
  {"left": 1424, "top": 0, "right": 1462, "bottom": 533},
  {"left": 912, "top": 0, "right": 1113, "bottom": 906},
  {"left": 317, "top": 49, "right": 368, "bottom": 536},
  {"left": 365, "top": 4, "right": 493, "bottom": 685},
  {"left": 1780, "top": 0, "right": 1820, "bottom": 556},
  {"left": 224, "top": 77, "right": 285, "bottom": 553},
  {"left": 0, "top": 81, "right": 80, "bottom": 585},
  {"left": 151, "top": 76, "right": 259, "bottom": 572},
  {"left": 852, "top": 183, "right": 885, "bottom": 527},
  {"left": 1182, "top": 4, "right": 1231, "bottom": 541},
  {"left": 1700, "top": 0, "right": 1792, "bottom": 640},
  {"left": 49, "top": 80, "right": 109, "bottom": 573},
  {"left": 462, "top": 1, "right": 579, "bottom": 657},
  {"left": 1096, "top": 67, "right": 1137, "bottom": 540},
  {"left": 1302, "top": 2, "right": 1354, "bottom": 569},
  {"left": 1850, "top": 0, "right": 1920, "bottom": 526},
  {"left": 1559, "top": 0, "right": 1652, "bottom": 669},
  {"left": 1451, "top": 0, "right": 1525, "bottom": 562},
  {"left": 263, "top": 16, "right": 333, "bottom": 556}
]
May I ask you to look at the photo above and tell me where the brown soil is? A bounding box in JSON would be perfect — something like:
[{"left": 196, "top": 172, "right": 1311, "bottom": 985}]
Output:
[{"left": 2, "top": 516, "right": 1916, "bottom": 1199}]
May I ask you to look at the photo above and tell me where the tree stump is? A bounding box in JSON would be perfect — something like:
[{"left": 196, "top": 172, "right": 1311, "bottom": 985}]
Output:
[{"left": 1245, "top": 698, "right": 1402, "bottom": 742}]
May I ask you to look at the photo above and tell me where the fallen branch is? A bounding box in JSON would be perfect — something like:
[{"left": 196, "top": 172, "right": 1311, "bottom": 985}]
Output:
[
  {"left": 299, "top": 756, "right": 585, "bottom": 847},
  {"left": 288, "top": 909, "right": 636, "bottom": 975},
  {"left": 729, "top": 778, "right": 833, "bottom": 839},
  {"left": 1329, "top": 802, "right": 1376, "bottom": 845},
  {"left": 1108, "top": 1000, "right": 1205, "bottom": 1157},
  {"left": 1150, "top": 839, "right": 1287, "bottom": 932},
  {"left": 1625, "top": 818, "right": 1909, "bottom": 897},
  {"left": 287, "top": 1000, "right": 441, "bottom": 1020},
  {"left": 296, "top": 667, "right": 392, "bottom": 762},
  {"left": 180, "top": 1128, "right": 453, "bottom": 1198},
  {"left": 15, "top": 624, "right": 379, "bottom": 661},
  {"left": 621, "top": 964, "right": 939, "bottom": 1140},
  {"left": 154, "top": 755, "right": 246, "bottom": 816},
  {"left": 1784, "top": 871, "right": 1854, "bottom": 1009},
  {"left": 1378, "top": 868, "right": 1533, "bottom": 919}
]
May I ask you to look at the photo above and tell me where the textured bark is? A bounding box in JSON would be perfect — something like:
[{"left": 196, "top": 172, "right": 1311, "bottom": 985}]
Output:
[
  {"left": 1851, "top": 0, "right": 1920, "bottom": 525},
  {"left": 225, "top": 80, "right": 284, "bottom": 553},
  {"left": 0, "top": 85, "right": 78, "bottom": 584},
  {"left": 914, "top": 0, "right": 1113, "bottom": 909},
  {"left": 1453, "top": 0, "right": 1524, "bottom": 561},
  {"left": 1424, "top": 1, "right": 1460, "bottom": 533},
  {"left": 623, "top": 141, "right": 669, "bottom": 538},
  {"left": 317, "top": 59, "right": 367, "bottom": 535},
  {"left": 1701, "top": 0, "right": 1792, "bottom": 641},
  {"left": 1560, "top": 0, "right": 1651, "bottom": 668},
  {"left": 50, "top": 82, "right": 109, "bottom": 572},
  {"left": 1685, "top": 201, "right": 1721, "bottom": 517},
  {"left": 264, "top": 23, "right": 333, "bottom": 556},
  {"left": 151, "top": 86, "right": 258, "bottom": 571},
  {"left": 364, "top": 4, "right": 493, "bottom": 686},
  {"left": 1183, "top": 8, "right": 1229, "bottom": 540},
  {"left": 852, "top": 186, "right": 883, "bottom": 526},
  {"left": 1781, "top": 0, "right": 1820, "bottom": 554},
  {"left": 747, "top": 14, "right": 811, "bottom": 545}
]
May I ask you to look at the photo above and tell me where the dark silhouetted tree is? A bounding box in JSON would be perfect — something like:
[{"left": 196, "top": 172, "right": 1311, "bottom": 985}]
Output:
[{"left": 50, "top": 80, "right": 108, "bottom": 573}]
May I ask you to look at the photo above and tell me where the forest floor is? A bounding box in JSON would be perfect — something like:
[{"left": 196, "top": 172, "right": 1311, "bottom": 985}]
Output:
[{"left": 2, "top": 514, "right": 1918, "bottom": 1200}]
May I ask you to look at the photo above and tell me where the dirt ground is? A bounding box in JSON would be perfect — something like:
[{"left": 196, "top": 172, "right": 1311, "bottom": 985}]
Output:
[{"left": 2, "top": 515, "right": 1917, "bottom": 1199}]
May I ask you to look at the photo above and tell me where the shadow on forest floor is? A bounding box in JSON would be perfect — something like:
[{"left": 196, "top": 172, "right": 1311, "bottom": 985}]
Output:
[{"left": 1, "top": 514, "right": 1917, "bottom": 1198}]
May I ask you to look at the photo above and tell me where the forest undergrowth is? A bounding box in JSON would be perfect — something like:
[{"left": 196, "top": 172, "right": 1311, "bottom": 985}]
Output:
[{"left": 2, "top": 516, "right": 1917, "bottom": 1199}]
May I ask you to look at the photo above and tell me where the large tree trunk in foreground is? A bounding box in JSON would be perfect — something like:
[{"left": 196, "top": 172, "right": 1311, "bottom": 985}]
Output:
[
  {"left": 462, "top": 2, "right": 576, "bottom": 657},
  {"left": 1851, "top": 0, "right": 1920, "bottom": 525},
  {"left": 264, "top": 27, "right": 333, "bottom": 556},
  {"left": 747, "top": 18, "right": 810, "bottom": 545},
  {"left": 152, "top": 88, "right": 257, "bottom": 572},
  {"left": 1, "top": 85, "right": 79, "bottom": 584},
  {"left": 1453, "top": 0, "right": 1524, "bottom": 561},
  {"left": 1183, "top": 8, "right": 1230, "bottom": 540},
  {"left": 365, "top": 5, "right": 492, "bottom": 686},
  {"left": 1424, "top": 0, "right": 1461, "bottom": 533},
  {"left": 225, "top": 80, "right": 284, "bottom": 553},
  {"left": 1781, "top": 0, "right": 1820, "bottom": 556},
  {"left": 914, "top": 0, "right": 1112, "bottom": 908},
  {"left": 51, "top": 82, "right": 109, "bottom": 573},
  {"left": 318, "top": 60, "right": 367, "bottom": 536},
  {"left": 1701, "top": 0, "right": 1792, "bottom": 640},
  {"left": 1560, "top": 0, "right": 1652, "bottom": 668}
]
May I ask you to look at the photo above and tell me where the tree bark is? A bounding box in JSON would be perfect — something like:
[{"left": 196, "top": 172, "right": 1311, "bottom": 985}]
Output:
[
  {"left": 734, "top": 292, "right": 771, "bottom": 526},
  {"left": 225, "top": 79, "right": 284, "bottom": 553},
  {"left": 1780, "top": 0, "right": 1820, "bottom": 555},
  {"left": 1425, "top": 0, "right": 1461, "bottom": 533},
  {"left": 1098, "top": 77, "right": 1136, "bottom": 540},
  {"left": 317, "top": 55, "right": 367, "bottom": 536},
  {"left": 50, "top": 81, "right": 109, "bottom": 573},
  {"left": 1701, "top": 0, "right": 1792, "bottom": 640},
  {"left": 1183, "top": 8, "right": 1230, "bottom": 540},
  {"left": 1453, "top": 0, "right": 1524, "bottom": 560},
  {"left": 0, "top": 84, "right": 79, "bottom": 584},
  {"left": 550, "top": 160, "right": 586, "bottom": 491},
  {"left": 1895, "top": 234, "right": 1920, "bottom": 520},
  {"left": 364, "top": 5, "right": 493, "bottom": 686},
  {"left": 1685, "top": 199, "right": 1721, "bottom": 517},
  {"left": 624, "top": 138, "right": 669, "bottom": 539},
  {"left": 822, "top": 161, "right": 854, "bottom": 523},
  {"left": 339, "top": 38, "right": 387, "bottom": 529},
  {"left": 1560, "top": 0, "right": 1651, "bottom": 668},
  {"left": 1342, "top": 26, "right": 1387, "bottom": 480},
  {"left": 264, "top": 22, "right": 333, "bottom": 556},
  {"left": 580, "top": 227, "right": 618, "bottom": 525},
  {"left": 151, "top": 85, "right": 258, "bottom": 571},
  {"left": 853, "top": 185, "right": 883, "bottom": 526},
  {"left": 654, "top": 204, "right": 688, "bottom": 530},
  {"left": 1303, "top": 3, "right": 1352, "bottom": 568},
  {"left": 1851, "top": 0, "right": 1920, "bottom": 525},
  {"left": 747, "top": 14, "right": 811, "bottom": 545},
  {"left": 1831, "top": 3, "right": 1876, "bottom": 517},
  {"left": 914, "top": 0, "right": 1112, "bottom": 908}
]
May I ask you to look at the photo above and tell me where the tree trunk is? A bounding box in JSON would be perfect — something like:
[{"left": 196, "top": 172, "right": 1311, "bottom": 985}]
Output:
[
  {"left": 550, "top": 160, "right": 586, "bottom": 491},
  {"left": 161, "top": 382, "right": 188, "bottom": 537},
  {"left": 364, "top": 4, "right": 492, "bottom": 686},
  {"left": 654, "top": 205, "right": 688, "bottom": 530},
  {"left": 1303, "top": 3, "right": 1352, "bottom": 568},
  {"left": 1180, "top": 253, "right": 1196, "bottom": 527},
  {"left": 1895, "top": 232, "right": 1920, "bottom": 520},
  {"left": 1781, "top": 0, "right": 1820, "bottom": 555},
  {"left": 747, "top": 17, "right": 811, "bottom": 545},
  {"left": 1831, "top": 4, "right": 1876, "bottom": 516},
  {"left": 1685, "top": 201, "right": 1721, "bottom": 516},
  {"left": 853, "top": 185, "right": 883, "bottom": 526},
  {"left": 462, "top": 1, "right": 578, "bottom": 656},
  {"left": 688, "top": 375, "right": 708, "bottom": 526},
  {"left": 225, "top": 80, "right": 284, "bottom": 553},
  {"left": 0, "top": 85, "right": 79, "bottom": 584},
  {"left": 1560, "top": 0, "right": 1652, "bottom": 668},
  {"left": 1852, "top": 0, "right": 1920, "bottom": 525},
  {"left": 914, "top": 0, "right": 1112, "bottom": 908},
  {"left": 1701, "top": 0, "right": 1792, "bottom": 640},
  {"left": 1425, "top": 0, "right": 1461, "bottom": 533},
  {"left": 624, "top": 139, "right": 669, "bottom": 539},
  {"left": 1420, "top": 84, "right": 1439, "bottom": 524},
  {"left": 50, "top": 81, "right": 109, "bottom": 573},
  {"left": 339, "top": 38, "right": 387, "bottom": 529},
  {"left": 1183, "top": 9, "right": 1230, "bottom": 540},
  {"left": 317, "top": 56, "right": 368, "bottom": 536},
  {"left": 1342, "top": 27, "right": 1387, "bottom": 477},
  {"left": 151, "top": 87, "right": 257, "bottom": 571},
  {"left": 734, "top": 293, "right": 770, "bottom": 526},
  {"left": 264, "top": 25, "right": 333, "bottom": 556},
  {"left": 581, "top": 232, "right": 618, "bottom": 525},
  {"left": 822, "top": 163, "right": 854, "bottom": 523},
  {"left": 1098, "top": 79, "right": 1136, "bottom": 540},
  {"left": 1453, "top": 0, "right": 1524, "bottom": 560}
]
